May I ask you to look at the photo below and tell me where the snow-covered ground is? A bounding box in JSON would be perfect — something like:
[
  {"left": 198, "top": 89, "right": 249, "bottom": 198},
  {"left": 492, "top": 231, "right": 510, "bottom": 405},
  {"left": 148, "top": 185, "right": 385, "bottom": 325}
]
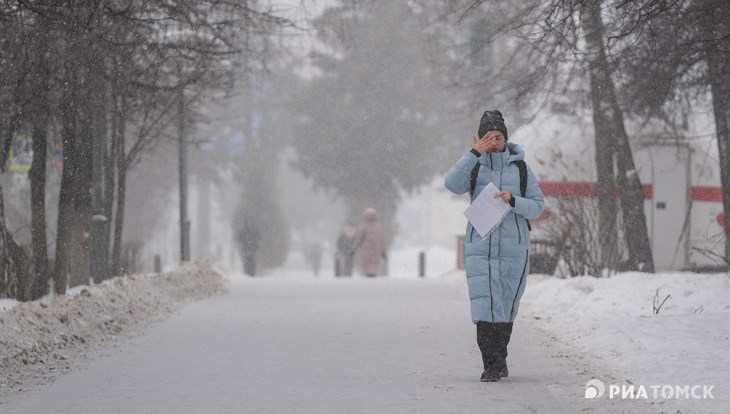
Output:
[
  {"left": 0, "top": 257, "right": 727, "bottom": 413},
  {"left": 520, "top": 270, "right": 730, "bottom": 414},
  {"left": 0, "top": 261, "right": 226, "bottom": 400}
]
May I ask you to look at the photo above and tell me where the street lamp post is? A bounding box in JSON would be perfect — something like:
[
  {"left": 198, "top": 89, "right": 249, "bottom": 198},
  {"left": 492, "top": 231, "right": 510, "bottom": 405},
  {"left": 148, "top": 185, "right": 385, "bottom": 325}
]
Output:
[{"left": 178, "top": 85, "right": 190, "bottom": 263}]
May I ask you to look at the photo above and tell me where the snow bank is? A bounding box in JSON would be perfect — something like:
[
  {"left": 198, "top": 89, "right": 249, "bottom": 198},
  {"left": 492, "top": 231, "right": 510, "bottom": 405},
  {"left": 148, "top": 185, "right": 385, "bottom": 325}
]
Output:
[
  {"left": 521, "top": 271, "right": 730, "bottom": 413},
  {"left": 0, "top": 261, "right": 227, "bottom": 396},
  {"left": 0, "top": 298, "right": 19, "bottom": 312}
]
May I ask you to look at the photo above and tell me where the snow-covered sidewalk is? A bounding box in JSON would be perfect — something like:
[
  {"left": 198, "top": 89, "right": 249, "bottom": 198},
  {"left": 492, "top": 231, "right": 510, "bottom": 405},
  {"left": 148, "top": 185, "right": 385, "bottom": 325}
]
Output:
[{"left": 2, "top": 272, "right": 660, "bottom": 414}]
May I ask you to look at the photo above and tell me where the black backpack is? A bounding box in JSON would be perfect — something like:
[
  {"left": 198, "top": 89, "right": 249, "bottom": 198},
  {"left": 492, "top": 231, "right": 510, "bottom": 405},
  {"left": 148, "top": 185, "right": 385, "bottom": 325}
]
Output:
[{"left": 469, "top": 159, "right": 532, "bottom": 231}]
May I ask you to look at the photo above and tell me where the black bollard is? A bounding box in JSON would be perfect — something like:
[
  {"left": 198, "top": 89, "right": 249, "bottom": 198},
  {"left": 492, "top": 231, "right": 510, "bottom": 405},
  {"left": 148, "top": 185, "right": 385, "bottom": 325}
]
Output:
[
  {"left": 418, "top": 251, "right": 426, "bottom": 278},
  {"left": 154, "top": 254, "right": 162, "bottom": 273}
]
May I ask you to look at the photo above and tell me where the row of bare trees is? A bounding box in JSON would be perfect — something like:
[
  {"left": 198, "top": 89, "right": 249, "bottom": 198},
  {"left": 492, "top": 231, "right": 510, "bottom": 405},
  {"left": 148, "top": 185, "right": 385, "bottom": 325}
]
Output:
[
  {"left": 428, "top": 0, "right": 729, "bottom": 273},
  {"left": 0, "top": 0, "right": 286, "bottom": 300}
]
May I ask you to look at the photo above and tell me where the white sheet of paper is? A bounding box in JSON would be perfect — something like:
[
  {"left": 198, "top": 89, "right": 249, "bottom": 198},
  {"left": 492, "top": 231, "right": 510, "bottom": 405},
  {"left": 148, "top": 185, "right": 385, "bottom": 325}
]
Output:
[{"left": 464, "top": 182, "right": 511, "bottom": 239}]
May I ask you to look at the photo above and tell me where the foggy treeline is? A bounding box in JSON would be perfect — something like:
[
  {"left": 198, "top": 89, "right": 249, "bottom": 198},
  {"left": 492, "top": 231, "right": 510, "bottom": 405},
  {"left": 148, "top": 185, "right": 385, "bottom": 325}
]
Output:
[
  {"left": 1, "top": 0, "right": 728, "bottom": 300},
  {"left": 0, "top": 1, "right": 286, "bottom": 300}
]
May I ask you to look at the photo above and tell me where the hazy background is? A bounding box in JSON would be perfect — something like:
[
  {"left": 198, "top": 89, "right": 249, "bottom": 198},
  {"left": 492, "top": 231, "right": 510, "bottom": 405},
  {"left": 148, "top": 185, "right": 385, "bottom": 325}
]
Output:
[
  {"left": 0, "top": 0, "right": 726, "bottom": 298},
  {"left": 126, "top": 0, "right": 478, "bottom": 275}
]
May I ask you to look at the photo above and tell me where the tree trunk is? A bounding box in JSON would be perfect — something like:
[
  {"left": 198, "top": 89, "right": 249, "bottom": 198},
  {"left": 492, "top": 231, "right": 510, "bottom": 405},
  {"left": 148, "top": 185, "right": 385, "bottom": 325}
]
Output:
[
  {"left": 1, "top": 114, "right": 24, "bottom": 298},
  {"left": 579, "top": 0, "right": 619, "bottom": 269},
  {"left": 702, "top": 0, "right": 730, "bottom": 264},
  {"left": 90, "top": 68, "right": 109, "bottom": 284},
  {"left": 196, "top": 177, "right": 211, "bottom": 259},
  {"left": 111, "top": 93, "right": 127, "bottom": 276},
  {"left": 68, "top": 75, "right": 94, "bottom": 288},
  {"left": 53, "top": 102, "right": 75, "bottom": 294},
  {"left": 106, "top": 111, "right": 117, "bottom": 277},
  {"left": 178, "top": 86, "right": 190, "bottom": 263},
  {"left": 581, "top": 0, "right": 655, "bottom": 272},
  {"left": 29, "top": 104, "right": 49, "bottom": 299},
  {"left": 112, "top": 157, "right": 127, "bottom": 276},
  {"left": 54, "top": 64, "right": 93, "bottom": 292},
  {"left": 0, "top": 181, "right": 10, "bottom": 298},
  {"left": 0, "top": 199, "right": 29, "bottom": 299},
  {"left": 28, "top": 28, "right": 50, "bottom": 300}
]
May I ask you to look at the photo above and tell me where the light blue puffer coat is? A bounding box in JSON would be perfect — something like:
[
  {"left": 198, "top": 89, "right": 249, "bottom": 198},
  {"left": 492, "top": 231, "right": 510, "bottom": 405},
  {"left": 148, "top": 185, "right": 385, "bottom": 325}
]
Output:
[{"left": 445, "top": 142, "right": 544, "bottom": 323}]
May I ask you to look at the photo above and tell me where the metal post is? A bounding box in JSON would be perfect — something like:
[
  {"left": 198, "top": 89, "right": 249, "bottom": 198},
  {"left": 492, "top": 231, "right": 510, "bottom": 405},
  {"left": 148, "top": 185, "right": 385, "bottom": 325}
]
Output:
[
  {"left": 178, "top": 85, "right": 190, "bottom": 263},
  {"left": 154, "top": 254, "right": 161, "bottom": 273},
  {"left": 418, "top": 251, "right": 426, "bottom": 278}
]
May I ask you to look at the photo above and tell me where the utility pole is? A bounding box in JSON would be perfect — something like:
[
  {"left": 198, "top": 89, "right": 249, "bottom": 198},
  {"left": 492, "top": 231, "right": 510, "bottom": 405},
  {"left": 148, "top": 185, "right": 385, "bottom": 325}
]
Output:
[{"left": 178, "top": 84, "right": 191, "bottom": 263}]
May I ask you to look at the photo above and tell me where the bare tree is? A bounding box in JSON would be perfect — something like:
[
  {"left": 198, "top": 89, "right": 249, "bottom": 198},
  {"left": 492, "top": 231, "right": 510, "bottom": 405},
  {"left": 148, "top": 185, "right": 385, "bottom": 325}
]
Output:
[
  {"left": 27, "top": 13, "right": 51, "bottom": 299},
  {"left": 0, "top": 1, "right": 54, "bottom": 299},
  {"left": 696, "top": 0, "right": 729, "bottom": 263},
  {"left": 617, "top": 0, "right": 729, "bottom": 265},
  {"left": 579, "top": 0, "right": 653, "bottom": 271},
  {"left": 0, "top": 0, "right": 289, "bottom": 298}
]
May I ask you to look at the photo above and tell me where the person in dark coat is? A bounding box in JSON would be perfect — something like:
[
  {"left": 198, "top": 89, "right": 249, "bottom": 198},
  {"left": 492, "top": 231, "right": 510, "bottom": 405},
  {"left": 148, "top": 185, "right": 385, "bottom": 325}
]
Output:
[
  {"left": 336, "top": 224, "right": 357, "bottom": 277},
  {"left": 238, "top": 218, "right": 261, "bottom": 276},
  {"left": 444, "top": 110, "right": 544, "bottom": 382}
]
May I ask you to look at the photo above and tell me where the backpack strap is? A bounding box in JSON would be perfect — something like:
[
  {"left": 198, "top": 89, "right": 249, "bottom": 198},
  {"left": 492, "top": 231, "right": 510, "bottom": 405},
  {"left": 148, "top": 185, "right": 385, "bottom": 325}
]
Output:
[
  {"left": 514, "top": 160, "right": 527, "bottom": 198},
  {"left": 469, "top": 161, "right": 481, "bottom": 199},
  {"left": 513, "top": 160, "right": 532, "bottom": 231}
]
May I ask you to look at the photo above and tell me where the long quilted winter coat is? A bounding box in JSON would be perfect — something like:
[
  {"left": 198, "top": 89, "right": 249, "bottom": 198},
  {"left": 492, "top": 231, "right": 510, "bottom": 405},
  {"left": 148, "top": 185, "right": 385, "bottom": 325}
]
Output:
[
  {"left": 355, "top": 208, "right": 387, "bottom": 276},
  {"left": 445, "top": 142, "right": 544, "bottom": 323}
]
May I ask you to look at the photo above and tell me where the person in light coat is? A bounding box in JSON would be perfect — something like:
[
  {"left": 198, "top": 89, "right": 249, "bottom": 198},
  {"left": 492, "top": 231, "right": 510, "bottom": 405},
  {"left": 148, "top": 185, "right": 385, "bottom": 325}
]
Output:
[
  {"left": 444, "top": 110, "right": 544, "bottom": 382},
  {"left": 354, "top": 208, "right": 387, "bottom": 277}
]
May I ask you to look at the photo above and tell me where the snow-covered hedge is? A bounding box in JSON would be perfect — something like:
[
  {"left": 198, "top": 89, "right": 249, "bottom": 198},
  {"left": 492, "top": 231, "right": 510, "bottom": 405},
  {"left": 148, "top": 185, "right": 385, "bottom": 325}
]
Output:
[{"left": 0, "top": 261, "right": 227, "bottom": 394}]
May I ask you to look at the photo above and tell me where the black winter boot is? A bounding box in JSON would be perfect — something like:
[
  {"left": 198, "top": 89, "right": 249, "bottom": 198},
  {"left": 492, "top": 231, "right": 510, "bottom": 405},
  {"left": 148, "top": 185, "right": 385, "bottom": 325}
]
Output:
[
  {"left": 476, "top": 322, "right": 501, "bottom": 382},
  {"left": 494, "top": 322, "right": 513, "bottom": 378}
]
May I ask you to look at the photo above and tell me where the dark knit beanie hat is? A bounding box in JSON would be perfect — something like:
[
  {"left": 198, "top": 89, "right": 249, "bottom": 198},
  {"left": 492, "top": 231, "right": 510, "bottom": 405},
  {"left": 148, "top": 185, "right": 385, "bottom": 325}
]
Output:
[{"left": 478, "top": 110, "right": 508, "bottom": 141}]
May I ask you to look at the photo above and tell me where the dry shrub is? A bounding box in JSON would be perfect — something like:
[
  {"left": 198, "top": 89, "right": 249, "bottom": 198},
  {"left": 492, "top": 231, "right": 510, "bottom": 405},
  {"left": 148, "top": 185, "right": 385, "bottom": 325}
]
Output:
[{"left": 542, "top": 196, "right": 625, "bottom": 277}]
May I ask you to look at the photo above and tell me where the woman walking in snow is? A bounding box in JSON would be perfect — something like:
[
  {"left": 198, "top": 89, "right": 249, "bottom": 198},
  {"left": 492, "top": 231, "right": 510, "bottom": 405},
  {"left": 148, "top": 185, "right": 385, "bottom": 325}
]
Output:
[
  {"left": 444, "top": 110, "right": 544, "bottom": 382},
  {"left": 354, "top": 208, "right": 387, "bottom": 278}
]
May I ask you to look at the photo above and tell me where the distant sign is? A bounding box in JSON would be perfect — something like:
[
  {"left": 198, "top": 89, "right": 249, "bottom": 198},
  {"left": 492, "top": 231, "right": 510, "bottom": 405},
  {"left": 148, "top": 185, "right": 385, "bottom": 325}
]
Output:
[{"left": 7, "top": 134, "right": 32, "bottom": 173}]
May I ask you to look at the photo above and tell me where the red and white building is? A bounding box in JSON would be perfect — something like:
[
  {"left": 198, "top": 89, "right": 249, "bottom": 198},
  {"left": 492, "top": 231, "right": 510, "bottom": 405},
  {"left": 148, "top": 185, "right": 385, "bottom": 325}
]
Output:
[{"left": 516, "top": 110, "right": 725, "bottom": 271}]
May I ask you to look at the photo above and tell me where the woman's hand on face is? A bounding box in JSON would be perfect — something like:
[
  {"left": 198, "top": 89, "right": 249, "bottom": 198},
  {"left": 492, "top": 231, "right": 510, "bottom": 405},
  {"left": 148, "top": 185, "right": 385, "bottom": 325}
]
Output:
[
  {"left": 472, "top": 136, "right": 487, "bottom": 154},
  {"left": 472, "top": 131, "right": 501, "bottom": 154},
  {"left": 472, "top": 133, "right": 492, "bottom": 154}
]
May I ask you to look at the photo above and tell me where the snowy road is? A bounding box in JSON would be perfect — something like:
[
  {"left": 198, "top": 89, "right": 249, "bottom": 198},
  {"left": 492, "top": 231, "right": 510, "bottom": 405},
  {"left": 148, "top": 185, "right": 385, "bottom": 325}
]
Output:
[{"left": 3, "top": 275, "right": 649, "bottom": 413}]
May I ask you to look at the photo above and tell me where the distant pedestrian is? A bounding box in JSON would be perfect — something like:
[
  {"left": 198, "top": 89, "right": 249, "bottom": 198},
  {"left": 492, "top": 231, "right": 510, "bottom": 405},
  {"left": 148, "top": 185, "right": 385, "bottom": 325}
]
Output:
[
  {"left": 336, "top": 224, "right": 357, "bottom": 277},
  {"left": 354, "top": 208, "right": 387, "bottom": 278},
  {"left": 444, "top": 110, "right": 544, "bottom": 382},
  {"left": 238, "top": 218, "right": 261, "bottom": 276}
]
